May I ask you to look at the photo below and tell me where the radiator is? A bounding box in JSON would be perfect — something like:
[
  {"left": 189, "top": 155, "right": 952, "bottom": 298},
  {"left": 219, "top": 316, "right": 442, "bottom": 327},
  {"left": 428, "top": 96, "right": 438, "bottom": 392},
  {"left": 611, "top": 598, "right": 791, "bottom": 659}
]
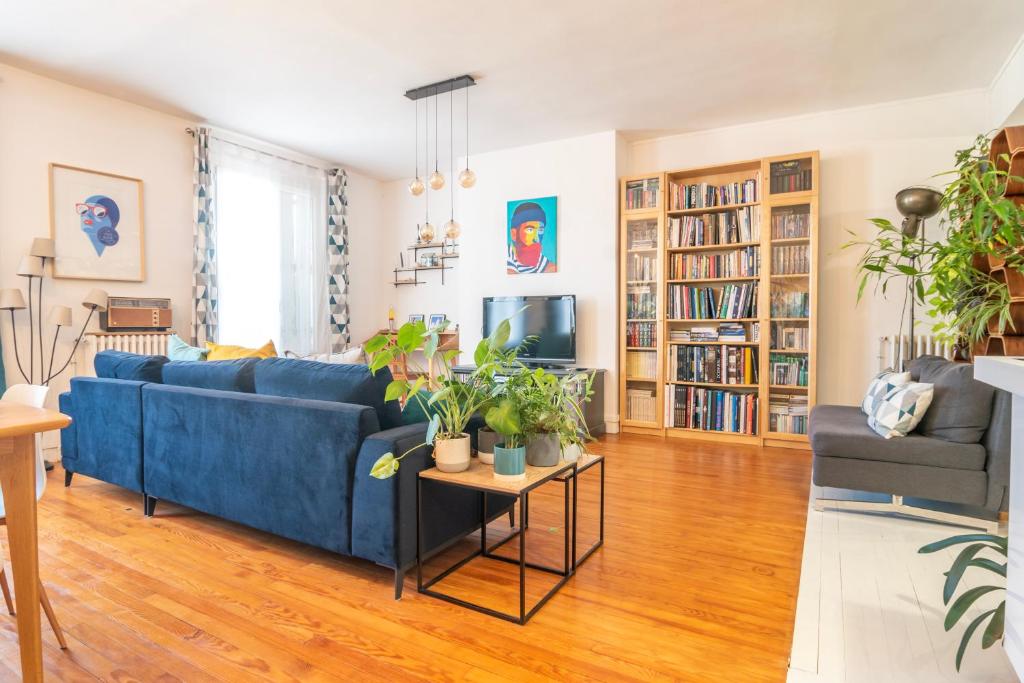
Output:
[
  {"left": 878, "top": 335, "right": 954, "bottom": 371},
  {"left": 80, "top": 332, "right": 172, "bottom": 376}
]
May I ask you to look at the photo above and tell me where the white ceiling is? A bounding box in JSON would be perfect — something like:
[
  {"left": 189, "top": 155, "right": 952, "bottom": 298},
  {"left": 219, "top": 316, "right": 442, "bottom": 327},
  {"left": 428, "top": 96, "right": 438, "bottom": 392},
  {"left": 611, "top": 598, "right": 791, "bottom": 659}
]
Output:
[{"left": 2, "top": 1, "right": 1022, "bottom": 180}]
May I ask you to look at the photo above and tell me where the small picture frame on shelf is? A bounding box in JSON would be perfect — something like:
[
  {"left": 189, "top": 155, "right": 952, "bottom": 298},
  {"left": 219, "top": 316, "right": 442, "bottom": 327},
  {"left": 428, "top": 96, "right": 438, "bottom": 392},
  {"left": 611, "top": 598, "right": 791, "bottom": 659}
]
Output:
[
  {"left": 428, "top": 313, "right": 446, "bottom": 328},
  {"left": 408, "top": 314, "right": 425, "bottom": 323}
]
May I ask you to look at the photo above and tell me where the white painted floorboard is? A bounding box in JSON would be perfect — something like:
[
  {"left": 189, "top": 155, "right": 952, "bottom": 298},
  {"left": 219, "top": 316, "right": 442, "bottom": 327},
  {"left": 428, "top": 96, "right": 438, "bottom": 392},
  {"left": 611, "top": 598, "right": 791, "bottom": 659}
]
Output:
[{"left": 789, "top": 487, "right": 1017, "bottom": 683}]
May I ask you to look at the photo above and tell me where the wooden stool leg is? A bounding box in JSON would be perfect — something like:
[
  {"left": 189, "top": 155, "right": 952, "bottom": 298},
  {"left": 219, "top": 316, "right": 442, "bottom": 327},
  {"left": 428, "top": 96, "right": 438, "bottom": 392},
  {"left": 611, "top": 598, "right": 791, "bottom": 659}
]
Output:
[
  {"left": 38, "top": 583, "right": 66, "bottom": 650},
  {"left": 0, "top": 569, "right": 13, "bottom": 615}
]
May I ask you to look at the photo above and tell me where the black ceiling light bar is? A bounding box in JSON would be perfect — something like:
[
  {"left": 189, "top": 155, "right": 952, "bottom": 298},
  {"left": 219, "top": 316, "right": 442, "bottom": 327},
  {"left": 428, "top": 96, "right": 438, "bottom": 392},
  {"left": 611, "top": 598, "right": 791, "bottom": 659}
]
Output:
[{"left": 404, "top": 75, "right": 475, "bottom": 101}]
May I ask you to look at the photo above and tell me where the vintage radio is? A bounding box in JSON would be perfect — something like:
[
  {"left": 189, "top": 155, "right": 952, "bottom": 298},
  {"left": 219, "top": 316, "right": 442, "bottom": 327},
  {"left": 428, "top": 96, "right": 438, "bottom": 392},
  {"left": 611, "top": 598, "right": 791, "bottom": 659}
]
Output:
[{"left": 100, "top": 297, "right": 172, "bottom": 331}]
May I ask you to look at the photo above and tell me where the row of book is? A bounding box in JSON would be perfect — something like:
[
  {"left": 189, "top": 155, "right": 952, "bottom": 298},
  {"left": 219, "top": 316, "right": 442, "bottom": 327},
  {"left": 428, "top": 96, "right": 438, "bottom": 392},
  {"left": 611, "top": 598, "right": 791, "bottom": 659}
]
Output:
[
  {"left": 626, "top": 320, "right": 656, "bottom": 347},
  {"left": 669, "top": 246, "right": 759, "bottom": 280},
  {"left": 769, "top": 394, "right": 808, "bottom": 434},
  {"left": 769, "top": 353, "right": 809, "bottom": 386},
  {"left": 770, "top": 161, "right": 812, "bottom": 194},
  {"left": 669, "top": 173, "right": 760, "bottom": 210},
  {"left": 771, "top": 245, "right": 810, "bottom": 275},
  {"left": 666, "top": 386, "right": 758, "bottom": 435},
  {"left": 625, "top": 351, "right": 658, "bottom": 379},
  {"left": 626, "top": 388, "right": 657, "bottom": 423},
  {"left": 627, "top": 253, "right": 657, "bottom": 281},
  {"left": 770, "top": 291, "right": 809, "bottom": 318},
  {"left": 771, "top": 207, "right": 811, "bottom": 239},
  {"left": 627, "top": 220, "right": 659, "bottom": 250},
  {"left": 667, "top": 207, "right": 760, "bottom": 247},
  {"left": 626, "top": 289, "right": 656, "bottom": 319},
  {"left": 771, "top": 322, "right": 808, "bottom": 351},
  {"left": 669, "top": 345, "right": 759, "bottom": 385},
  {"left": 625, "top": 179, "right": 660, "bottom": 211},
  {"left": 667, "top": 283, "right": 758, "bottom": 320},
  {"left": 670, "top": 322, "right": 760, "bottom": 343}
]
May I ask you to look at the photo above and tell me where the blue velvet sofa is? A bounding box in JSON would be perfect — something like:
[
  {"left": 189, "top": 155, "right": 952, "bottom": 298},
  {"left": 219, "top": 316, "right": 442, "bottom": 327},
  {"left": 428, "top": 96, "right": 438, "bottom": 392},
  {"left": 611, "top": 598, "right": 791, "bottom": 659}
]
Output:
[{"left": 59, "top": 351, "right": 508, "bottom": 598}]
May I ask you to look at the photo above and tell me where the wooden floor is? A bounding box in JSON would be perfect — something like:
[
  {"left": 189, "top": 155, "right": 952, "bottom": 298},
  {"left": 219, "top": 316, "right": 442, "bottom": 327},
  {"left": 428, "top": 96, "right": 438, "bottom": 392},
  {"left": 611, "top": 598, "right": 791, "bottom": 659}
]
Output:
[{"left": 0, "top": 433, "right": 810, "bottom": 682}]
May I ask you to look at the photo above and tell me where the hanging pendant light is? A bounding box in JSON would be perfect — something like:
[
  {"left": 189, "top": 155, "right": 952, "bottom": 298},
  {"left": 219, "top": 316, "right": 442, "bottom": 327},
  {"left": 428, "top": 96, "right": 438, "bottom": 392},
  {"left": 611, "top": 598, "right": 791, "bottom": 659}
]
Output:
[
  {"left": 408, "top": 99, "right": 425, "bottom": 196},
  {"left": 444, "top": 86, "right": 461, "bottom": 240},
  {"left": 428, "top": 92, "right": 445, "bottom": 190},
  {"left": 459, "top": 84, "right": 476, "bottom": 188},
  {"left": 419, "top": 135, "right": 436, "bottom": 243}
]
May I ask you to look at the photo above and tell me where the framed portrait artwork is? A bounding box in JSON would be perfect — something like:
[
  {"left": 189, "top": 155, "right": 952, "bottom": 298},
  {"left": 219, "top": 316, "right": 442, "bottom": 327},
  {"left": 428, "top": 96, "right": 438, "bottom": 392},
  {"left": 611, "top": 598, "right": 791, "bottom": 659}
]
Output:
[
  {"left": 506, "top": 196, "right": 557, "bottom": 274},
  {"left": 49, "top": 163, "right": 145, "bottom": 281}
]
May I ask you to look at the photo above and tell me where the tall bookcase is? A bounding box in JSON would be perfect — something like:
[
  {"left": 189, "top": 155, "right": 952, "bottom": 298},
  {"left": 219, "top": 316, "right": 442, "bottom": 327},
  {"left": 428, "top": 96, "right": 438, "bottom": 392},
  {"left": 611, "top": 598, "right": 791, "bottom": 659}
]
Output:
[{"left": 618, "top": 152, "right": 819, "bottom": 449}]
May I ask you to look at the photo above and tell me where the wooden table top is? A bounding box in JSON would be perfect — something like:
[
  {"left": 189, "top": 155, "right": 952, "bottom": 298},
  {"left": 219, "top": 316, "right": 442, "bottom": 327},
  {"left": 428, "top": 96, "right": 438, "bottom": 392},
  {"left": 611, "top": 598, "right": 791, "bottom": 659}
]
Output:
[
  {"left": 419, "top": 458, "right": 575, "bottom": 494},
  {"left": 0, "top": 404, "right": 71, "bottom": 439}
]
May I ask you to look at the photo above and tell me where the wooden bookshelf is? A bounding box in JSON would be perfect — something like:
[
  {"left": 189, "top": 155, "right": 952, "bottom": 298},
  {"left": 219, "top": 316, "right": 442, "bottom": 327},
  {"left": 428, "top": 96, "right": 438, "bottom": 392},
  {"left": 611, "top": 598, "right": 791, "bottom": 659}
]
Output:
[{"left": 618, "top": 151, "right": 819, "bottom": 449}]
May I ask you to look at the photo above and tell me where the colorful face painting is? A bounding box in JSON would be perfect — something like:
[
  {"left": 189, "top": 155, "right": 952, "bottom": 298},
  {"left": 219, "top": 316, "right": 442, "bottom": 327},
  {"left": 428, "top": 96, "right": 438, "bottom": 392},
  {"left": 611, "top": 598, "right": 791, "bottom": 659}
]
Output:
[
  {"left": 76, "top": 194, "right": 121, "bottom": 256},
  {"left": 507, "top": 196, "right": 558, "bottom": 274}
]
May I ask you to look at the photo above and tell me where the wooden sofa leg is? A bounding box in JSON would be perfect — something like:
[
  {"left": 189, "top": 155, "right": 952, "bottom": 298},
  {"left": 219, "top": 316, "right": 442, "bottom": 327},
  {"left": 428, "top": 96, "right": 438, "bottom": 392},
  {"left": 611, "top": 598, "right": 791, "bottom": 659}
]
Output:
[
  {"left": 394, "top": 569, "right": 405, "bottom": 600},
  {"left": 144, "top": 495, "right": 157, "bottom": 517},
  {"left": 64, "top": 471, "right": 73, "bottom": 488}
]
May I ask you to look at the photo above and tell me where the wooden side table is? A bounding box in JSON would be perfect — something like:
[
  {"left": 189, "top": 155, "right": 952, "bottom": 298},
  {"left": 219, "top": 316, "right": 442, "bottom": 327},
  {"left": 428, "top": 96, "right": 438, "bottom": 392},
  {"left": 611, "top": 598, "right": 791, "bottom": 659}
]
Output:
[
  {"left": 417, "top": 460, "right": 577, "bottom": 625},
  {"left": 554, "top": 452, "right": 606, "bottom": 569},
  {"left": 0, "top": 403, "right": 71, "bottom": 682}
]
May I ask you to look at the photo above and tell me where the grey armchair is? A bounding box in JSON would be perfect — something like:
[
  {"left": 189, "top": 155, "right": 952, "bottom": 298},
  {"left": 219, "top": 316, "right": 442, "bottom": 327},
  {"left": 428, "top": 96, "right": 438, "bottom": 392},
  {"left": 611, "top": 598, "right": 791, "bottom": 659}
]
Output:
[{"left": 809, "top": 356, "right": 1009, "bottom": 532}]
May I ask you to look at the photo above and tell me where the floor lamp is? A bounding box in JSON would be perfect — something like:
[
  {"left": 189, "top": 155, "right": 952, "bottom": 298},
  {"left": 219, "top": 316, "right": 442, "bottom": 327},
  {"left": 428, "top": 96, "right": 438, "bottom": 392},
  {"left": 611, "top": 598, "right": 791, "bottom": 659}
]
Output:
[{"left": 894, "top": 186, "right": 943, "bottom": 364}]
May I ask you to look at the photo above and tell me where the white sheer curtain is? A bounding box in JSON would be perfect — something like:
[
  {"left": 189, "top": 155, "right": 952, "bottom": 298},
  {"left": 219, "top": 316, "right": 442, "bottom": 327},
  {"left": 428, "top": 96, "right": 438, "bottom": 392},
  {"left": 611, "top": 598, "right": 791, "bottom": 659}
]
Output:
[{"left": 211, "top": 139, "right": 328, "bottom": 356}]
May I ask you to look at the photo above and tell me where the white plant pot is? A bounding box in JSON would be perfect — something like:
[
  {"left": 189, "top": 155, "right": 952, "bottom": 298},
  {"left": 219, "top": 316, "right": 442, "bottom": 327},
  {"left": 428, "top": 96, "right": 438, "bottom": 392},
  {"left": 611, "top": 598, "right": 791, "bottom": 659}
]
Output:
[
  {"left": 434, "top": 433, "right": 471, "bottom": 473},
  {"left": 561, "top": 442, "right": 583, "bottom": 463}
]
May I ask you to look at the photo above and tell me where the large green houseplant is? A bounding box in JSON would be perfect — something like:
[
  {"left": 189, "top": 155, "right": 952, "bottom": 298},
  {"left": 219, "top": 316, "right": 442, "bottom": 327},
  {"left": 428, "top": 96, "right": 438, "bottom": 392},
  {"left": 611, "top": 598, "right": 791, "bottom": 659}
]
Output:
[{"left": 848, "top": 134, "right": 1024, "bottom": 348}]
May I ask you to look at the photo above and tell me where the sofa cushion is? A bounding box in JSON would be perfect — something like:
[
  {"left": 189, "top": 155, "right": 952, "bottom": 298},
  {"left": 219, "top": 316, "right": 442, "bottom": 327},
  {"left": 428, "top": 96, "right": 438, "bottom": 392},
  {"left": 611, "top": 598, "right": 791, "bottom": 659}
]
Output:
[
  {"left": 206, "top": 340, "right": 277, "bottom": 360},
  {"left": 907, "top": 356, "right": 995, "bottom": 444},
  {"left": 254, "top": 357, "right": 403, "bottom": 430},
  {"left": 94, "top": 350, "right": 167, "bottom": 383},
  {"left": 167, "top": 333, "right": 208, "bottom": 361},
  {"left": 810, "top": 404, "right": 986, "bottom": 470},
  {"left": 162, "top": 359, "right": 259, "bottom": 393}
]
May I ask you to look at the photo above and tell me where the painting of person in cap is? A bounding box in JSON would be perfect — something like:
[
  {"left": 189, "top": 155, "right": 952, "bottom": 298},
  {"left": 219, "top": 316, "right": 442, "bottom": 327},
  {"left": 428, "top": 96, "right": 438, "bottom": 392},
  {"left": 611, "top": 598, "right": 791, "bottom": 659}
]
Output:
[{"left": 506, "top": 196, "right": 557, "bottom": 274}]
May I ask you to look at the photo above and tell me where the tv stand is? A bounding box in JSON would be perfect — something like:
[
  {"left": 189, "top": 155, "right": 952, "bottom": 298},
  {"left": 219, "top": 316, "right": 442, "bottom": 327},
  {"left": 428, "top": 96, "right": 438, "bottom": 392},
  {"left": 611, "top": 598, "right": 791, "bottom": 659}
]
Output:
[{"left": 452, "top": 365, "right": 606, "bottom": 435}]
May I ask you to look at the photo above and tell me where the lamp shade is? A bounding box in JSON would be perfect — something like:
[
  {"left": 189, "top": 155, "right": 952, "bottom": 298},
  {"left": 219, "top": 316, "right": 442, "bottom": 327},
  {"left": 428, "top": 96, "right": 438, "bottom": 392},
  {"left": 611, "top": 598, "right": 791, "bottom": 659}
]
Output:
[
  {"left": 30, "top": 238, "right": 56, "bottom": 259},
  {"left": 0, "top": 289, "right": 26, "bottom": 311},
  {"left": 16, "top": 255, "right": 43, "bottom": 277},
  {"left": 47, "top": 305, "right": 72, "bottom": 328},
  {"left": 82, "top": 288, "right": 108, "bottom": 312}
]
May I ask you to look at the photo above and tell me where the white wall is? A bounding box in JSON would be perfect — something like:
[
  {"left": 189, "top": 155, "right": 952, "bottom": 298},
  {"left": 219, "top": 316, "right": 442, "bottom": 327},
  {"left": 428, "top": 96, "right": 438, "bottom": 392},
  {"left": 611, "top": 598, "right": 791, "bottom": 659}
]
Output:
[
  {"left": 380, "top": 131, "right": 621, "bottom": 428},
  {"left": 628, "top": 89, "right": 990, "bottom": 405}
]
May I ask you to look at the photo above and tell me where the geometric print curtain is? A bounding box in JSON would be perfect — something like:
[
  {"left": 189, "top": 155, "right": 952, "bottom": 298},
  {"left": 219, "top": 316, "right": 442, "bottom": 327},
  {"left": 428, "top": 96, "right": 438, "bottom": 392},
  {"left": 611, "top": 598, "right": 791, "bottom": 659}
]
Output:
[
  {"left": 191, "top": 126, "right": 219, "bottom": 346},
  {"left": 327, "top": 168, "right": 350, "bottom": 352}
]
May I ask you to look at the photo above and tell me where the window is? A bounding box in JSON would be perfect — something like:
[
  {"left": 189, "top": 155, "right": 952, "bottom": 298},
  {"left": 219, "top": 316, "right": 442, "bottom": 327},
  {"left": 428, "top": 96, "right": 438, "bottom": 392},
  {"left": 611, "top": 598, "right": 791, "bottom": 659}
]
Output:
[{"left": 212, "top": 140, "right": 327, "bottom": 356}]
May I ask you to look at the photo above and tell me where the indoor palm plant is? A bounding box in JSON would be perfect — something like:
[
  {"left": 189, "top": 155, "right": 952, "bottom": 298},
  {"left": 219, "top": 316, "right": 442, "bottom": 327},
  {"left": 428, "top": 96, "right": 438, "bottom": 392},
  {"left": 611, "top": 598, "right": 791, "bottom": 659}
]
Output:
[
  {"left": 919, "top": 533, "right": 1007, "bottom": 671},
  {"left": 847, "top": 133, "right": 1024, "bottom": 349}
]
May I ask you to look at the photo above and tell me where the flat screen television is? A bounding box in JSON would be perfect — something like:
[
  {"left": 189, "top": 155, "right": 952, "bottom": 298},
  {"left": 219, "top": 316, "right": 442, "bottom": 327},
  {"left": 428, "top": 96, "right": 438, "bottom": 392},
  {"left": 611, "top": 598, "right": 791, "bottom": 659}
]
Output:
[{"left": 482, "top": 295, "right": 576, "bottom": 366}]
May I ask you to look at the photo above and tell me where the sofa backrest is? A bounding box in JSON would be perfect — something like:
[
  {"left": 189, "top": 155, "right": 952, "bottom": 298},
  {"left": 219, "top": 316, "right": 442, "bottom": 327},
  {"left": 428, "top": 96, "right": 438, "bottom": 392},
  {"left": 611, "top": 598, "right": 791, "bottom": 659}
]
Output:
[
  {"left": 253, "top": 357, "right": 403, "bottom": 430},
  {"left": 907, "top": 355, "right": 996, "bottom": 444},
  {"left": 162, "top": 358, "right": 259, "bottom": 393},
  {"left": 95, "top": 350, "right": 168, "bottom": 383}
]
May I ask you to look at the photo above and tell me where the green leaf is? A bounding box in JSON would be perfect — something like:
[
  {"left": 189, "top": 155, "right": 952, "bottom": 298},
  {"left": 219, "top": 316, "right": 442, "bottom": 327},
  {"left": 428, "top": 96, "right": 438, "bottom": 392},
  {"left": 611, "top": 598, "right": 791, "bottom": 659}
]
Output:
[
  {"left": 945, "top": 586, "right": 1002, "bottom": 631},
  {"left": 384, "top": 379, "right": 409, "bottom": 403},
  {"left": 956, "top": 607, "right": 999, "bottom": 671},
  {"left": 965, "top": 558, "right": 1007, "bottom": 578},
  {"left": 920, "top": 534, "right": 1007, "bottom": 555},
  {"left": 442, "top": 349, "right": 460, "bottom": 364},
  {"left": 369, "top": 453, "right": 399, "bottom": 479},
  {"left": 423, "top": 332, "right": 439, "bottom": 359},
  {"left": 982, "top": 601, "right": 1005, "bottom": 649},
  {"left": 397, "top": 323, "right": 421, "bottom": 352},
  {"left": 474, "top": 339, "right": 489, "bottom": 367},
  {"left": 365, "top": 335, "right": 389, "bottom": 354},
  {"left": 489, "top": 318, "right": 511, "bottom": 351},
  {"left": 426, "top": 414, "right": 441, "bottom": 444},
  {"left": 944, "top": 544, "right": 990, "bottom": 604},
  {"left": 485, "top": 398, "right": 522, "bottom": 437},
  {"left": 409, "top": 376, "right": 426, "bottom": 397}
]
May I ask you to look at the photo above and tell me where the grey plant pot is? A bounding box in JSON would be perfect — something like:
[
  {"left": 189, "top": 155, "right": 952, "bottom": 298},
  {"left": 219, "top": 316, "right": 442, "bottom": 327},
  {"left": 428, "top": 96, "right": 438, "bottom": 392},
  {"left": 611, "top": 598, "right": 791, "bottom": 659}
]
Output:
[
  {"left": 526, "top": 432, "right": 561, "bottom": 467},
  {"left": 477, "top": 427, "right": 501, "bottom": 465}
]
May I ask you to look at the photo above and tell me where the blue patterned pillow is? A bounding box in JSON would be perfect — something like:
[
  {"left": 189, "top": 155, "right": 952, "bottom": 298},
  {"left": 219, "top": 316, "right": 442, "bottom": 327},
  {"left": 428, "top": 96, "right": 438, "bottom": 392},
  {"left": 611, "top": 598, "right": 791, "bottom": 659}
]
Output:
[
  {"left": 861, "top": 369, "right": 910, "bottom": 415},
  {"left": 868, "top": 382, "right": 934, "bottom": 438}
]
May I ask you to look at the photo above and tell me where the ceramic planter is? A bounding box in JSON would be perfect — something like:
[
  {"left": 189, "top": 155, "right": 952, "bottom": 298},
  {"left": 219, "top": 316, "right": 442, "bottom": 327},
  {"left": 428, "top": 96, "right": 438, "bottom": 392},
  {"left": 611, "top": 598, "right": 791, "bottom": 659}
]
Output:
[
  {"left": 526, "top": 432, "right": 561, "bottom": 467},
  {"left": 493, "top": 443, "right": 526, "bottom": 481},
  {"left": 476, "top": 427, "right": 500, "bottom": 465},
  {"left": 561, "top": 442, "right": 583, "bottom": 463},
  {"left": 434, "top": 433, "right": 471, "bottom": 473}
]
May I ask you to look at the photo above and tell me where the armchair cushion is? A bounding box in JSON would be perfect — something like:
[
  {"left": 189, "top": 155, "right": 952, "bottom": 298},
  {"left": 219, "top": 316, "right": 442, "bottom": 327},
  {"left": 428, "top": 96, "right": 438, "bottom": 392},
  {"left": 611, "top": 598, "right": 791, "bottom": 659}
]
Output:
[
  {"left": 162, "top": 358, "right": 258, "bottom": 393},
  {"left": 909, "top": 356, "right": 995, "bottom": 444}
]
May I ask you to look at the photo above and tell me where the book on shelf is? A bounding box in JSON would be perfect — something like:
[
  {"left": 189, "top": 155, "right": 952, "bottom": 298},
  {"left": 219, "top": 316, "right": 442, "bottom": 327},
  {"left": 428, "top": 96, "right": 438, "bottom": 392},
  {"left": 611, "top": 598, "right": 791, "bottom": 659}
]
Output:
[
  {"left": 771, "top": 322, "right": 808, "bottom": 350},
  {"left": 667, "top": 282, "right": 758, "bottom": 320},
  {"left": 626, "top": 387, "right": 657, "bottom": 423},
  {"left": 769, "top": 394, "right": 808, "bottom": 434},
  {"left": 769, "top": 290, "right": 809, "bottom": 318},
  {"left": 670, "top": 326, "right": 719, "bottom": 342},
  {"left": 771, "top": 207, "right": 811, "bottom": 239},
  {"left": 627, "top": 219, "right": 659, "bottom": 249},
  {"left": 769, "top": 353, "right": 809, "bottom": 386},
  {"left": 626, "top": 286, "right": 657, "bottom": 319},
  {"left": 718, "top": 323, "right": 747, "bottom": 342},
  {"left": 669, "top": 246, "right": 759, "bottom": 280},
  {"left": 626, "top": 321, "right": 657, "bottom": 347},
  {"left": 665, "top": 385, "right": 758, "bottom": 435},
  {"left": 669, "top": 173, "right": 760, "bottom": 210},
  {"left": 770, "top": 161, "right": 812, "bottom": 193},
  {"left": 667, "top": 207, "right": 760, "bottom": 247},
  {"left": 669, "top": 345, "right": 758, "bottom": 385},
  {"left": 628, "top": 252, "right": 657, "bottom": 281},
  {"left": 626, "top": 350, "right": 658, "bottom": 378},
  {"left": 771, "top": 244, "right": 809, "bottom": 275},
  {"left": 625, "top": 178, "right": 660, "bottom": 211}
]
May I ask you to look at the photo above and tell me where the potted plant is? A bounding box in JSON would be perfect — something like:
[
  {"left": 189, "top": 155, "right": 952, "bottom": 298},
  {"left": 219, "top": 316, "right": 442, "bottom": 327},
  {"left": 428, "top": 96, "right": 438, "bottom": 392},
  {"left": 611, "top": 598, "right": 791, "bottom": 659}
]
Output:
[
  {"left": 364, "top": 316, "right": 517, "bottom": 478},
  {"left": 508, "top": 367, "right": 594, "bottom": 468},
  {"left": 484, "top": 398, "right": 527, "bottom": 480}
]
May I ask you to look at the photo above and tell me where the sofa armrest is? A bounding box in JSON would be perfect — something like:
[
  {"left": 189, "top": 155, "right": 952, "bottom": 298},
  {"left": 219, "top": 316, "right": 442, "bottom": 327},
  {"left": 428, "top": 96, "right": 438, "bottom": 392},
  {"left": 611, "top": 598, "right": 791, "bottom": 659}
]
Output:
[
  {"left": 983, "top": 389, "right": 1012, "bottom": 512},
  {"left": 58, "top": 391, "right": 76, "bottom": 464}
]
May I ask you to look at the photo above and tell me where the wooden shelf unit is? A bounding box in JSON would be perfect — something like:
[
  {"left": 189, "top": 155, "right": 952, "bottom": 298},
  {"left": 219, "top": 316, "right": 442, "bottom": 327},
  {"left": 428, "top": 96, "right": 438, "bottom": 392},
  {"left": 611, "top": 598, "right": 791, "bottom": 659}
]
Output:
[{"left": 618, "top": 152, "right": 819, "bottom": 448}]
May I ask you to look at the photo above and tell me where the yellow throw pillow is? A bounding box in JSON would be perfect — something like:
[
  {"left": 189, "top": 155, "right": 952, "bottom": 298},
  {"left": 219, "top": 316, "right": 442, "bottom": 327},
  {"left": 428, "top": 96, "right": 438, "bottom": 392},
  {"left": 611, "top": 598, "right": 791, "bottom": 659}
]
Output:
[{"left": 205, "top": 340, "right": 278, "bottom": 360}]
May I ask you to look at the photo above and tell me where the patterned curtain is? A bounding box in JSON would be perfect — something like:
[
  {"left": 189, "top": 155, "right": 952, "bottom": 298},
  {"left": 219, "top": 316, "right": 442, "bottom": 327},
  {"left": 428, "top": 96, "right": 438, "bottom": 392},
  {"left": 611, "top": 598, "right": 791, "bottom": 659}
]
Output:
[
  {"left": 327, "top": 169, "right": 350, "bottom": 352},
  {"left": 191, "top": 127, "right": 218, "bottom": 346}
]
